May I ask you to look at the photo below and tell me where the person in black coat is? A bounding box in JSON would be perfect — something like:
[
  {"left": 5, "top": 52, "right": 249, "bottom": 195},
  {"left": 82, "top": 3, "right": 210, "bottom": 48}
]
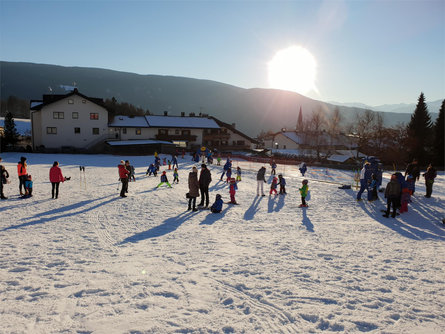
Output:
[
  {"left": 198, "top": 164, "right": 212, "bottom": 207},
  {"left": 1, "top": 157, "right": 9, "bottom": 200},
  {"left": 404, "top": 159, "right": 420, "bottom": 194}
]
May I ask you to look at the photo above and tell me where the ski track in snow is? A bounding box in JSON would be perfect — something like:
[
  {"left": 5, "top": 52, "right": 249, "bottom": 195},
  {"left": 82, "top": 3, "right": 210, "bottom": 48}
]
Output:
[{"left": 0, "top": 153, "right": 444, "bottom": 333}]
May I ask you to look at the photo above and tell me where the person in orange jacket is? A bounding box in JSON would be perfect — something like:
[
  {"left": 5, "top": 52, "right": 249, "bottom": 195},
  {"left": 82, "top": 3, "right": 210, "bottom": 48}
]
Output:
[{"left": 17, "top": 156, "right": 28, "bottom": 195}]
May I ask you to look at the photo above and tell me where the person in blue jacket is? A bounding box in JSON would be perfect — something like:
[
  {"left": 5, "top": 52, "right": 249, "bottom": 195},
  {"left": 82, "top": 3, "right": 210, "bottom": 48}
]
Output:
[
  {"left": 278, "top": 174, "right": 286, "bottom": 194},
  {"left": 220, "top": 159, "right": 232, "bottom": 180},
  {"left": 299, "top": 162, "right": 307, "bottom": 176},
  {"left": 172, "top": 155, "right": 178, "bottom": 169},
  {"left": 156, "top": 171, "right": 172, "bottom": 188},
  {"left": 154, "top": 156, "right": 161, "bottom": 171},
  {"left": 210, "top": 194, "right": 223, "bottom": 213},
  {"left": 146, "top": 163, "right": 157, "bottom": 177}
]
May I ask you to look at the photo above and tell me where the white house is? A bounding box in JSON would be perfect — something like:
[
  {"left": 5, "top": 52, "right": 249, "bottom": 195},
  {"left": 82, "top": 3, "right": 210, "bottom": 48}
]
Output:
[
  {"left": 30, "top": 90, "right": 256, "bottom": 153},
  {"left": 31, "top": 90, "right": 109, "bottom": 150}
]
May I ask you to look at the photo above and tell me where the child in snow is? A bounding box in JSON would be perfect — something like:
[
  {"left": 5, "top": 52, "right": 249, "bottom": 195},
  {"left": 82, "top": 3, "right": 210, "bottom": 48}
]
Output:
[
  {"left": 163, "top": 157, "right": 167, "bottom": 166},
  {"left": 271, "top": 160, "right": 277, "bottom": 175},
  {"left": 236, "top": 166, "right": 242, "bottom": 182},
  {"left": 226, "top": 168, "right": 232, "bottom": 183},
  {"left": 229, "top": 178, "right": 238, "bottom": 204},
  {"left": 126, "top": 161, "right": 136, "bottom": 182},
  {"left": 156, "top": 171, "right": 172, "bottom": 188},
  {"left": 168, "top": 160, "right": 172, "bottom": 170},
  {"left": 23, "top": 175, "right": 33, "bottom": 197},
  {"left": 146, "top": 163, "right": 157, "bottom": 177},
  {"left": 406, "top": 175, "right": 415, "bottom": 195},
  {"left": 217, "top": 155, "right": 222, "bottom": 166},
  {"left": 1, "top": 163, "right": 10, "bottom": 200},
  {"left": 173, "top": 168, "right": 179, "bottom": 184},
  {"left": 400, "top": 187, "right": 411, "bottom": 213},
  {"left": 299, "top": 162, "right": 307, "bottom": 176},
  {"left": 369, "top": 173, "right": 378, "bottom": 201},
  {"left": 155, "top": 156, "right": 161, "bottom": 171},
  {"left": 210, "top": 194, "right": 223, "bottom": 213},
  {"left": 221, "top": 159, "right": 232, "bottom": 180},
  {"left": 270, "top": 176, "right": 278, "bottom": 195},
  {"left": 278, "top": 174, "right": 286, "bottom": 194},
  {"left": 299, "top": 179, "right": 309, "bottom": 207}
]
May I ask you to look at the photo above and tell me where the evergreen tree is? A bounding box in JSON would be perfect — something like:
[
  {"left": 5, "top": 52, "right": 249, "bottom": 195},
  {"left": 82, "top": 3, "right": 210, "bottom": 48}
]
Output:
[
  {"left": 433, "top": 100, "right": 444, "bottom": 167},
  {"left": 406, "top": 92, "right": 432, "bottom": 165},
  {"left": 3, "top": 111, "right": 20, "bottom": 146}
]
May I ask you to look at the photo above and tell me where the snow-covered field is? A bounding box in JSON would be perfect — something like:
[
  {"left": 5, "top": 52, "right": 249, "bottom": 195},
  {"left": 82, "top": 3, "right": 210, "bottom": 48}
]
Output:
[{"left": 1, "top": 153, "right": 444, "bottom": 333}]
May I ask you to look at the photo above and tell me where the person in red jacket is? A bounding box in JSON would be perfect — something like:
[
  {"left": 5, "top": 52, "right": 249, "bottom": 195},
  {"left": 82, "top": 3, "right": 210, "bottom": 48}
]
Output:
[
  {"left": 118, "top": 160, "right": 130, "bottom": 197},
  {"left": 49, "top": 161, "right": 66, "bottom": 199}
]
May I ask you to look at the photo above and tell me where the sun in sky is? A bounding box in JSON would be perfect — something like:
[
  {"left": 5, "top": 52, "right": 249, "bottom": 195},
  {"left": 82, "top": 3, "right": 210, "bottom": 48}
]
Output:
[{"left": 268, "top": 45, "right": 318, "bottom": 95}]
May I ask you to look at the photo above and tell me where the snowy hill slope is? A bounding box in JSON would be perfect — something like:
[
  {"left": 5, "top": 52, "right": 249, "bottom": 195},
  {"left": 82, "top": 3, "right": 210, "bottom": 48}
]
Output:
[{"left": 0, "top": 153, "right": 444, "bottom": 333}]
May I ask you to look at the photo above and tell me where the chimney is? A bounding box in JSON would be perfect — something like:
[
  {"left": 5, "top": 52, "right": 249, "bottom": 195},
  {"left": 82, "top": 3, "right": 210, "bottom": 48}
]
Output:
[
  {"left": 181, "top": 112, "right": 185, "bottom": 117},
  {"left": 164, "top": 111, "right": 168, "bottom": 116},
  {"left": 189, "top": 112, "right": 195, "bottom": 117}
]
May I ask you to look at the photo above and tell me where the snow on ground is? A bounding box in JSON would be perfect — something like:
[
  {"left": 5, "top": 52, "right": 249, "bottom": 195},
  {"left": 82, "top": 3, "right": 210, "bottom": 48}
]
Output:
[
  {"left": 0, "top": 153, "right": 444, "bottom": 333},
  {"left": 0, "top": 118, "right": 31, "bottom": 135}
]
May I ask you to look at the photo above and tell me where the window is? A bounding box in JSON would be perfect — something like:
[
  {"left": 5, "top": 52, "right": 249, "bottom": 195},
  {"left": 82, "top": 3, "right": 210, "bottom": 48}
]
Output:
[
  {"left": 182, "top": 130, "right": 190, "bottom": 136},
  {"left": 92, "top": 128, "right": 99, "bottom": 135},
  {"left": 159, "top": 129, "right": 168, "bottom": 135},
  {"left": 175, "top": 130, "right": 180, "bottom": 135},
  {"left": 283, "top": 145, "right": 286, "bottom": 149},
  {"left": 74, "top": 127, "right": 80, "bottom": 134},
  {"left": 72, "top": 112, "right": 79, "bottom": 119},
  {"left": 90, "top": 113, "right": 99, "bottom": 120},
  {"left": 237, "top": 140, "right": 245, "bottom": 146},
  {"left": 53, "top": 112, "right": 64, "bottom": 119},
  {"left": 122, "top": 128, "right": 127, "bottom": 134},
  {"left": 82, "top": 100, "right": 86, "bottom": 104},
  {"left": 135, "top": 128, "right": 141, "bottom": 135},
  {"left": 68, "top": 99, "right": 74, "bottom": 104},
  {"left": 47, "top": 127, "right": 57, "bottom": 134}
]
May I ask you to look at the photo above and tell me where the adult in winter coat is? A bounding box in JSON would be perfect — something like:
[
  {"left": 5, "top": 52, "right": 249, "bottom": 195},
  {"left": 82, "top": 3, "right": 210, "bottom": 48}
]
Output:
[
  {"left": 118, "top": 160, "right": 130, "bottom": 197},
  {"left": 383, "top": 174, "right": 401, "bottom": 218},
  {"left": 423, "top": 164, "right": 437, "bottom": 198},
  {"left": 299, "top": 162, "right": 307, "bottom": 176},
  {"left": 1, "top": 158, "right": 9, "bottom": 199},
  {"left": 220, "top": 159, "right": 232, "bottom": 180},
  {"left": 49, "top": 161, "right": 65, "bottom": 199},
  {"left": 17, "top": 156, "right": 28, "bottom": 196},
  {"left": 198, "top": 164, "right": 212, "bottom": 207},
  {"left": 256, "top": 166, "right": 267, "bottom": 196},
  {"left": 188, "top": 167, "right": 200, "bottom": 211},
  {"left": 356, "top": 162, "right": 371, "bottom": 201}
]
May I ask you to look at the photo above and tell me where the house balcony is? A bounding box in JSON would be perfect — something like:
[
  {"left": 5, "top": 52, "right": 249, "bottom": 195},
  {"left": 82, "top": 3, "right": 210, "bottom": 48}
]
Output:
[
  {"left": 203, "top": 133, "right": 230, "bottom": 141},
  {"left": 155, "top": 134, "right": 198, "bottom": 142}
]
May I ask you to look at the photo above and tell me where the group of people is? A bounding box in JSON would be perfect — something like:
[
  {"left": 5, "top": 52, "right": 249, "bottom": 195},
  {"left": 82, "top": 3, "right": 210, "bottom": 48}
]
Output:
[
  {"left": 0, "top": 156, "right": 70, "bottom": 200},
  {"left": 354, "top": 157, "right": 438, "bottom": 218}
]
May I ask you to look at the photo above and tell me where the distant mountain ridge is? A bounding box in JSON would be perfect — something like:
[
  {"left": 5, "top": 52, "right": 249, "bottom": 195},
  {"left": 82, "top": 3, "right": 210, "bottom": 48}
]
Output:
[
  {"left": 330, "top": 100, "right": 443, "bottom": 114},
  {"left": 0, "top": 61, "right": 441, "bottom": 136}
]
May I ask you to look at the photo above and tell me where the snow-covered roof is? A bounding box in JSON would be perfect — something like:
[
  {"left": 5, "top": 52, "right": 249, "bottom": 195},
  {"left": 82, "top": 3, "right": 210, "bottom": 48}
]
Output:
[
  {"left": 109, "top": 116, "right": 149, "bottom": 127},
  {"left": 106, "top": 139, "right": 174, "bottom": 146},
  {"left": 326, "top": 155, "right": 352, "bottom": 163},
  {"left": 280, "top": 132, "right": 304, "bottom": 144},
  {"left": 30, "top": 101, "right": 43, "bottom": 108},
  {"left": 145, "top": 115, "right": 219, "bottom": 129},
  {"left": 0, "top": 117, "right": 31, "bottom": 135},
  {"left": 336, "top": 150, "right": 366, "bottom": 158}
]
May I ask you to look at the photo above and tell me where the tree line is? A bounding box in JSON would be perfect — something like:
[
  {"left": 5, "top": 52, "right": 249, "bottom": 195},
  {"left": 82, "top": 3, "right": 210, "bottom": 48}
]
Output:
[{"left": 258, "top": 93, "right": 444, "bottom": 168}]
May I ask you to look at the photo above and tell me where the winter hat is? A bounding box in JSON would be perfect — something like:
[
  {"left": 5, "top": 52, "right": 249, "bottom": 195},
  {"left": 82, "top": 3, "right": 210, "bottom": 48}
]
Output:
[
  {"left": 230, "top": 178, "right": 236, "bottom": 183},
  {"left": 216, "top": 194, "right": 222, "bottom": 200},
  {"left": 391, "top": 174, "right": 397, "bottom": 180},
  {"left": 53, "top": 161, "right": 59, "bottom": 167},
  {"left": 162, "top": 171, "right": 166, "bottom": 175},
  {"left": 20, "top": 156, "right": 26, "bottom": 162},
  {"left": 120, "top": 160, "right": 125, "bottom": 165},
  {"left": 302, "top": 179, "right": 308, "bottom": 185}
]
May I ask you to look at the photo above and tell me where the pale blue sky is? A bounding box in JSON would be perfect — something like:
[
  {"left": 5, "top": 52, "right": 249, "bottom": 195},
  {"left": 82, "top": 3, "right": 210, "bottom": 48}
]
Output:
[{"left": 1, "top": 0, "right": 444, "bottom": 106}]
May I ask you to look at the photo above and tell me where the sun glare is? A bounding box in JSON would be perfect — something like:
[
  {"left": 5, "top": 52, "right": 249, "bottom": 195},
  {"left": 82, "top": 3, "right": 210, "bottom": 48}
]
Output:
[{"left": 268, "top": 46, "right": 317, "bottom": 95}]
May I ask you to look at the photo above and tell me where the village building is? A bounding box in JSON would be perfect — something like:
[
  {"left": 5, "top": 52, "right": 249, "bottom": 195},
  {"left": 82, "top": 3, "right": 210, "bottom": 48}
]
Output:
[{"left": 30, "top": 89, "right": 256, "bottom": 154}]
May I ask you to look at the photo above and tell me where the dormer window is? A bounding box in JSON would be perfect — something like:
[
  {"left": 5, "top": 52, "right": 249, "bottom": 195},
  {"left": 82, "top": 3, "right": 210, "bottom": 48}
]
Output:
[{"left": 68, "top": 99, "right": 74, "bottom": 104}]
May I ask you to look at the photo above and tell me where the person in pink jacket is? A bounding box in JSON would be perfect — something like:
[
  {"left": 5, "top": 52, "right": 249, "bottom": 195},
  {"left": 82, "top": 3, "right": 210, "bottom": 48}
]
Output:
[{"left": 49, "top": 161, "right": 66, "bottom": 199}]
